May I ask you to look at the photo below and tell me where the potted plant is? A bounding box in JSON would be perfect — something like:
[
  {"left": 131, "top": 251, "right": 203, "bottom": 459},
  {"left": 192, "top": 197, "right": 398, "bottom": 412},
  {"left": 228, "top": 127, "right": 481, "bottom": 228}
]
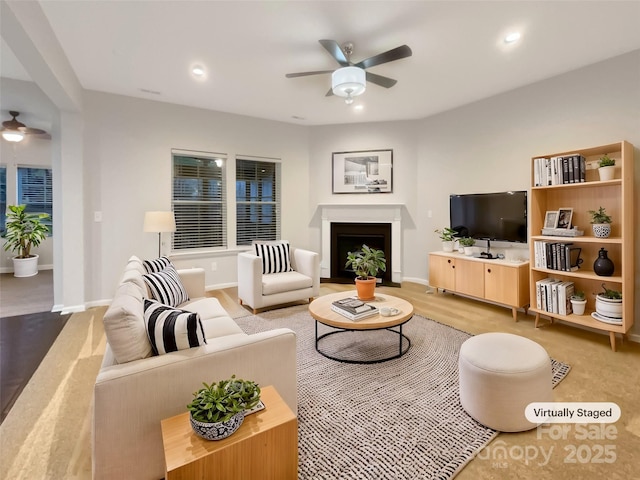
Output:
[
  {"left": 345, "top": 244, "right": 387, "bottom": 301},
  {"left": 597, "top": 154, "right": 616, "bottom": 181},
  {"left": 187, "top": 375, "right": 261, "bottom": 441},
  {"left": 588, "top": 206, "right": 612, "bottom": 238},
  {"left": 435, "top": 227, "right": 457, "bottom": 252},
  {"left": 594, "top": 283, "right": 622, "bottom": 321},
  {"left": 2, "top": 204, "right": 50, "bottom": 277},
  {"left": 458, "top": 237, "right": 476, "bottom": 256},
  {"left": 570, "top": 291, "right": 586, "bottom": 316}
]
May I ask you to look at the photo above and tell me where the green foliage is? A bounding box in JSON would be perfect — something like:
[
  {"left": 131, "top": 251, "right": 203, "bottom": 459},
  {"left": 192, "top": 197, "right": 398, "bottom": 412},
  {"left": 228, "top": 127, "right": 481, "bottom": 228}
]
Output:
[
  {"left": 598, "top": 154, "right": 615, "bottom": 167},
  {"left": 187, "top": 375, "right": 261, "bottom": 423},
  {"left": 434, "top": 227, "right": 457, "bottom": 242},
  {"left": 598, "top": 283, "right": 622, "bottom": 300},
  {"left": 458, "top": 237, "right": 476, "bottom": 247},
  {"left": 588, "top": 206, "right": 612, "bottom": 224},
  {"left": 2, "top": 205, "right": 50, "bottom": 258},
  {"left": 345, "top": 244, "right": 387, "bottom": 279},
  {"left": 571, "top": 291, "right": 585, "bottom": 301}
]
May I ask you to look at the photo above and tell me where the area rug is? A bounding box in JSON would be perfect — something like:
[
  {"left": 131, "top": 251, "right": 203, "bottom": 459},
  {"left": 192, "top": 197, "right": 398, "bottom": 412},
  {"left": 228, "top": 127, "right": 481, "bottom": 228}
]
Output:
[{"left": 235, "top": 305, "right": 571, "bottom": 480}]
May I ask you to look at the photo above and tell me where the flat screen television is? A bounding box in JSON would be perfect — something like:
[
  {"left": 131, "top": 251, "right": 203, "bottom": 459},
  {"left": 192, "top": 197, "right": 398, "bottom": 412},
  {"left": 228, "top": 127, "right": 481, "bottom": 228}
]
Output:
[{"left": 449, "top": 190, "right": 527, "bottom": 243}]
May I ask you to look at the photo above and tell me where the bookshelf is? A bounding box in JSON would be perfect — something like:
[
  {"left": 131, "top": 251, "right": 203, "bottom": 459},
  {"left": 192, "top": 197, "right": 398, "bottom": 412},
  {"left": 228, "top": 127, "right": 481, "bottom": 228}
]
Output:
[{"left": 529, "top": 141, "right": 634, "bottom": 351}]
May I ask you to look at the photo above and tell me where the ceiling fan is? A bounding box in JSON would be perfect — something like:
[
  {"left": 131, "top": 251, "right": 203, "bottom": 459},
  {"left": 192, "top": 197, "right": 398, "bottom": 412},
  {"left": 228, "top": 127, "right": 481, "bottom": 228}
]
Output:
[
  {"left": 1, "top": 111, "right": 50, "bottom": 142},
  {"left": 286, "top": 39, "right": 412, "bottom": 103}
]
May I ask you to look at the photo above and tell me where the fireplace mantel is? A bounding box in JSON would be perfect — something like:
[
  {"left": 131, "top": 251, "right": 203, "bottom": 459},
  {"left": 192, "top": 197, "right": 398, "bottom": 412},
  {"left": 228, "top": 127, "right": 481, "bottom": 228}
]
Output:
[{"left": 319, "top": 204, "right": 403, "bottom": 283}]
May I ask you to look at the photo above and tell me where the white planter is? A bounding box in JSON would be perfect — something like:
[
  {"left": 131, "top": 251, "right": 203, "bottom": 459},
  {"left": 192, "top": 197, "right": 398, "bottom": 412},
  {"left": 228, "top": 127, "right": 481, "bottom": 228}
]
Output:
[
  {"left": 464, "top": 246, "right": 474, "bottom": 256},
  {"left": 442, "top": 241, "right": 454, "bottom": 252},
  {"left": 598, "top": 165, "right": 615, "bottom": 181},
  {"left": 570, "top": 299, "right": 587, "bottom": 316},
  {"left": 592, "top": 223, "right": 611, "bottom": 238},
  {"left": 12, "top": 255, "right": 39, "bottom": 278},
  {"left": 595, "top": 295, "right": 622, "bottom": 319}
]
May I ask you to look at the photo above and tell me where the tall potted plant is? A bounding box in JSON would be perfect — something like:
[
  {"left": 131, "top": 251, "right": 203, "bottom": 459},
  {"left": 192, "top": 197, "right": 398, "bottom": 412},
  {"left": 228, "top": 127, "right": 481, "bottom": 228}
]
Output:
[
  {"left": 345, "top": 244, "right": 387, "bottom": 301},
  {"left": 2, "top": 204, "right": 50, "bottom": 277}
]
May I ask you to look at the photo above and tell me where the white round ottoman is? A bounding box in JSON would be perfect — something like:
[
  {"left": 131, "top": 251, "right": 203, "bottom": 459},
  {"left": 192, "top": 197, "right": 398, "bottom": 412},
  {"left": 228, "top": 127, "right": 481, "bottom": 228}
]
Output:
[{"left": 458, "top": 332, "right": 552, "bottom": 432}]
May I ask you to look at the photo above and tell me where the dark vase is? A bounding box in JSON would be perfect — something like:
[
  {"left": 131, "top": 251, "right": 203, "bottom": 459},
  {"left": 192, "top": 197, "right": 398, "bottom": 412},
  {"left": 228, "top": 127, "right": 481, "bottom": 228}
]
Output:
[{"left": 593, "top": 248, "right": 614, "bottom": 276}]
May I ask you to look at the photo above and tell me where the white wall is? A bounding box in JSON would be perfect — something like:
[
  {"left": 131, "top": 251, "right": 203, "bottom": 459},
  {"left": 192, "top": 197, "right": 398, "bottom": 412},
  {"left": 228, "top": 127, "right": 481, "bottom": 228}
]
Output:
[{"left": 83, "top": 91, "right": 310, "bottom": 302}]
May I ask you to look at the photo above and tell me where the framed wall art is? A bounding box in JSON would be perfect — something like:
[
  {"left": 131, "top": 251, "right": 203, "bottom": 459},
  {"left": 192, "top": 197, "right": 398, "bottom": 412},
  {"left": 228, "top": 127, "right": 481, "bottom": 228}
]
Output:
[{"left": 332, "top": 149, "right": 393, "bottom": 194}]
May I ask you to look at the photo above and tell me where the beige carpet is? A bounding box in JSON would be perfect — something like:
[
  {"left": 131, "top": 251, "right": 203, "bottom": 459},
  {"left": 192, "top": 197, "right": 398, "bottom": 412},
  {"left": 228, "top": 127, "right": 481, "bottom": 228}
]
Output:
[{"left": 0, "top": 270, "right": 54, "bottom": 317}]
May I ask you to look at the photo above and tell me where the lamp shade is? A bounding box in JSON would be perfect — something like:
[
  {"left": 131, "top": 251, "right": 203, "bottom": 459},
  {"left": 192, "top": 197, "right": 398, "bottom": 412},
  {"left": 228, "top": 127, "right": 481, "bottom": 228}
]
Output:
[
  {"left": 332, "top": 66, "right": 366, "bottom": 98},
  {"left": 143, "top": 211, "right": 176, "bottom": 233}
]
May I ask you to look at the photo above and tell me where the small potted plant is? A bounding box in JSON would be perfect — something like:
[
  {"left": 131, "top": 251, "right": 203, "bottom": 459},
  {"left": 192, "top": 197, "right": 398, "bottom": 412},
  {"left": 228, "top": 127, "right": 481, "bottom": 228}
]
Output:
[
  {"left": 434, "top": 227, "right": 457, "bottom": 252},
  {"left": 588, "top": 206, "right": 612, "bottom": 238},
  {"left": 2, "top": 204, "right": 50, "bottom": 277},
  {"left": 597, "top": 154, "right": 616, "bottom": 181},
  {"left": 458, "top": 237, "right": 476, "bottom": 256},
  {"left": 594, "top": 283, "right": 622, "bottom": 321},
  {"left": 187, "top": 375, "right": 261, "bottom": 441},
  {"left": 345, "top": 244, "right": 386, "bottom": 300},
  {"left": 570, "top": 291, "right": 586, "bottom": 316}
]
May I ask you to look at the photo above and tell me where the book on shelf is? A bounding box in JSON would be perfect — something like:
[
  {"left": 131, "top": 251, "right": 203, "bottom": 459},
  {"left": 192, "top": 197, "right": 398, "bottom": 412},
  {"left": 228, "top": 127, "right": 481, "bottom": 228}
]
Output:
[
  {"left": 535, "top": 278, "right": 574, "bottom": 314},
  {"left": 533, "top": 241, "right": 581, "bottom": 272},
  {"left": 331, "top": 297, "right": 378, "bottom": 321},
  {"left": 533, "top": 154, "right": 585, "bottom": 186}
]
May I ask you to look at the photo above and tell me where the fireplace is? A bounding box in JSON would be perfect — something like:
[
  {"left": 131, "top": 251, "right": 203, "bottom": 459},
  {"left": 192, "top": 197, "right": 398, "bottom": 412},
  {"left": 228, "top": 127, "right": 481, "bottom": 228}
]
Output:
[
  {"left": 319, "top": 204, "right": 403, "bottom": 284},
  {"left": 330, "top": 223, "right": 392, "bottom": 284}
]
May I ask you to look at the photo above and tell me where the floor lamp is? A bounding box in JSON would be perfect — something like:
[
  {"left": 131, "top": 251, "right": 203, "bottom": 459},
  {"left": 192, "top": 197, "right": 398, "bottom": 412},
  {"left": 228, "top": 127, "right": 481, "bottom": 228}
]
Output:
[{"left": 143, "top": 211, "right": 176, "bottom": 257}]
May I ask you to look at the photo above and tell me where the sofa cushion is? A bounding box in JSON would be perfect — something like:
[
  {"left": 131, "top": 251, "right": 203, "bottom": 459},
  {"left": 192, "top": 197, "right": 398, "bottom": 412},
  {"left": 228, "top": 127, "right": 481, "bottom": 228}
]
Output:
[
  {"left": 262, "top": 270, "right": 313, "bottom": 296},
  {"left": 103, "top": 281, "right": 153, "bottom": 363},
  {"left": 254, "top": 241, "right": 292, "bottom": 274},
  {"left": 143, "top": 255, "right": 171, "bottom": 274},
  {"left": 143, "top": 264, "right": 189, "bottom": 307},
  {"left": 143, "top": 299, "right": 207, "bottom": 355}
]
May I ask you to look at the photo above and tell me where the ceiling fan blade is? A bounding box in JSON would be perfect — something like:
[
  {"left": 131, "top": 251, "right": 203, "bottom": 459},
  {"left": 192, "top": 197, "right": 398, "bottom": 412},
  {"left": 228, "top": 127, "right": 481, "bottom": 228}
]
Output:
[
  {"left": 355, "top": 45, "right": 412, "bottom": 70},
  {"left": 319, "top": 39, "right": 349, "bottom": 66},
  {"left": 366, "top": 71, "right": 397, "bottom": 88},
  {"left": 325, "top": 88, "right": 334, "bottom": 97},
  {"left": 286, "top": 70, "right": 334, "bottom": 78},
  {"left": 19, "top": 126, "right": 47, "bottom": 135},
  {"left": 3, "top": 119, "right": 25, "bottom": 130}
]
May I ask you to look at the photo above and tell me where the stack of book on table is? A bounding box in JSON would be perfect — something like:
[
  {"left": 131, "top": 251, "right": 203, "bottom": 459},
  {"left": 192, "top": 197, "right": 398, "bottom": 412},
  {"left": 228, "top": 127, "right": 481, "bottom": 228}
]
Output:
[{"left": 331, "top": 297, "right": 378, "bottom": 321}]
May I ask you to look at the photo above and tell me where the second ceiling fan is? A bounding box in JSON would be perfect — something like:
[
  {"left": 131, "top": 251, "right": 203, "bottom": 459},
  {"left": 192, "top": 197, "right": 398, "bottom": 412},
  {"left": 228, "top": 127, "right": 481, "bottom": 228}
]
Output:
[{"left": 286, "top": 39, "right": 412, "bottom": 103}]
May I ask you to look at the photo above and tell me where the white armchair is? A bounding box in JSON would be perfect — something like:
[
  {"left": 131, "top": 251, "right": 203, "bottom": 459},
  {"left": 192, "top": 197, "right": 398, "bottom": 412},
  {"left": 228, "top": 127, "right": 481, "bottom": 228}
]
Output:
[{"left": 238, "top": 246, "right": 320, "bottom": 313}]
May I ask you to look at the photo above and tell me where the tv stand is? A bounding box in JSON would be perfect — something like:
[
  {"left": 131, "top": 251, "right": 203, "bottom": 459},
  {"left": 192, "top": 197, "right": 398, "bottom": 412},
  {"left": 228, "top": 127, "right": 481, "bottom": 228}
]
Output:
[{"left": 428, "top": 251, "right": 530, "bottom": 321}]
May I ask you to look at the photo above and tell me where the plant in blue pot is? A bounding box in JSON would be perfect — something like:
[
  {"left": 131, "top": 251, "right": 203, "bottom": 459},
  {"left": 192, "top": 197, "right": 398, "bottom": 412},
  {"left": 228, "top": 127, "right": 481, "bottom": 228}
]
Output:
[{"left": 187, "top": 375, "right": 261, "bottom": 441}]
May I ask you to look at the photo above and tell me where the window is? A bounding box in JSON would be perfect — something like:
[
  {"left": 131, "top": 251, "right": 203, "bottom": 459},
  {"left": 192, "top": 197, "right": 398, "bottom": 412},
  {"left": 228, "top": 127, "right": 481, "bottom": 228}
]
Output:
[
  {"left": 0, "top": 166, "right": 6, "bottom": 236},
  {"left": 17, "top": 167, "right": 53, "bottom": 235},
  {"left": 172, "top": 152, "right": 226, "bottom": 250},
  {"left": 236, "top": 158, "right": 280, "bottom": 246}
]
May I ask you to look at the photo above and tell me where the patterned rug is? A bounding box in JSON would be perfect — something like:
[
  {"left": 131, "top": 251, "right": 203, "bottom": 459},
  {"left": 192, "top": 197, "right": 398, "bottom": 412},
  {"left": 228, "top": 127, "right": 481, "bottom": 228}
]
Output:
[{"left": 235, "top": 305, "right": 571, "bottom": 480}]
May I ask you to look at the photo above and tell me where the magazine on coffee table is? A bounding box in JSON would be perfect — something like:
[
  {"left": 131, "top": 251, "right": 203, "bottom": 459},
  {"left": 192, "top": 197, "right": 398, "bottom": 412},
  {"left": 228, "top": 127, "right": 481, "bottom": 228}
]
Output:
[{"left": 331, "top": 297, "right": 378, "bottom": 321}]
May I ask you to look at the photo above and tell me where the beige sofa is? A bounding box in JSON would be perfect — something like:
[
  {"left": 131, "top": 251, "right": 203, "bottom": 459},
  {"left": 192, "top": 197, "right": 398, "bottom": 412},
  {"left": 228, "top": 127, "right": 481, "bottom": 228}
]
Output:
[{"left": 93, "top": 257, "right": 297, "bottom": 480}]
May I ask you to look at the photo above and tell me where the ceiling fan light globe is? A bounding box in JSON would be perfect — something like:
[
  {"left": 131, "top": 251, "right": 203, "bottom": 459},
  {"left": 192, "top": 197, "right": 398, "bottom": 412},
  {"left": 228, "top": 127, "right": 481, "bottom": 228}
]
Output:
[
  {"left": 2, "top": 130, "right": 24, "bottom": 142},
  {"left": 332, "top": 66, "right": 366, "bottom": 98}
]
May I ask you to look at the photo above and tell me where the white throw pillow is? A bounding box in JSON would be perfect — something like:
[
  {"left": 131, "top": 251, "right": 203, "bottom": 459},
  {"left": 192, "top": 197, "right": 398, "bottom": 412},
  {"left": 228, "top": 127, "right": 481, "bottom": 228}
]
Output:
[
  {"left": 103, "top": 281, "right": 153, "bottom": 363},
  {"left": 143, "top": 299, "right": 207, "bottom": 355},
  {"left": 143, "top": 264, "right": 189, "bottom": 307},
  {"left": 253, "top": 240, "right": 292, "bottom": 274}
]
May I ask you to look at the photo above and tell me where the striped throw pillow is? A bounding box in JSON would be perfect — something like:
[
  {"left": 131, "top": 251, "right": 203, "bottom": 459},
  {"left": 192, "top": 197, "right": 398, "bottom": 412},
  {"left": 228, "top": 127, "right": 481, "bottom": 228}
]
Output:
[
  {"left": 143, "top": 299, "right": 207, "bottom": 355},
  {"left": 143, "top": 264, "right": 189, "bottom": 307},
  {"left": 143, "top": 256, "right": 172, "bottom": 273},
  {"left": 254, "top": 241, "right": 292, "bottom": 274}
]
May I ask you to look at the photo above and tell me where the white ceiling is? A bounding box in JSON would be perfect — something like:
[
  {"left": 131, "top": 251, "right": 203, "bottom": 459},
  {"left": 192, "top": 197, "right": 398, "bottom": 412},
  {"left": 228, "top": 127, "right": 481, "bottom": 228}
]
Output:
[{"left": 3, "top": 1, "right": 640, "bottom": 126}]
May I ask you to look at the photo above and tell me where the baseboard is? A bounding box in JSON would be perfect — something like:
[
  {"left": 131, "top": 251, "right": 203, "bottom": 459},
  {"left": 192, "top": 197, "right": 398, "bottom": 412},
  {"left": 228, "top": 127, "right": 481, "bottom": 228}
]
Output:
[
  {"left": 53, "top": 304, "right": 86, "bottom": 315},
  {"left": 206, "top": 282, "right": 237, "bottom": 291},
  {"left": 402, "top": 276, "right": 429, "bottom": 286}
]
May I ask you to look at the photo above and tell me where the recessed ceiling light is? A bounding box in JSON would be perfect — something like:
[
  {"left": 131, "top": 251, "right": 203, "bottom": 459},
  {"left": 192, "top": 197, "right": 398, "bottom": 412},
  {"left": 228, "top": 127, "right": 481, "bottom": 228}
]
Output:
[
  {"left": 504, "top": 32, "right": 521, "bottom": 44},
  {"left": 192, "top": 65, "right": 205, "bottom": 77}
]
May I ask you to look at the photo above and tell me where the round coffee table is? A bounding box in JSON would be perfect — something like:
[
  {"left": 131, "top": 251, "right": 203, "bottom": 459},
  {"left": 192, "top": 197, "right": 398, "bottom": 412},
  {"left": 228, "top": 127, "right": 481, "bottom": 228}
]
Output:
[{"left": 308, "top": 291, "right": 414, "bottom": 364}]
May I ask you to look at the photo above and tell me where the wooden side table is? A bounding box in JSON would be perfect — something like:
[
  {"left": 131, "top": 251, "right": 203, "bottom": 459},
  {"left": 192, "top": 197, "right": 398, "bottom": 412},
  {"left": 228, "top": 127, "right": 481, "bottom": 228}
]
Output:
[{"left": 161, "top": 385, "right": 297, "bottom": 480}]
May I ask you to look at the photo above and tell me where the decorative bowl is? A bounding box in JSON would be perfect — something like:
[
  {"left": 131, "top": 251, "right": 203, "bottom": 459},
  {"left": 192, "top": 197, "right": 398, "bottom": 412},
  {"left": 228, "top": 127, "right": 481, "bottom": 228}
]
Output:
[{"left": 189, "top": 410, "right": 245, "bottom": 441}]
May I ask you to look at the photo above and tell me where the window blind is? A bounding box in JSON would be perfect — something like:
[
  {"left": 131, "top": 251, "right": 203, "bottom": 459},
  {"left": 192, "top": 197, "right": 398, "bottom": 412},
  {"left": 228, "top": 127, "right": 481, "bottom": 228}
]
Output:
[
  {"left": 172, "top": 153, "right": 226, "bottom": 250},
  {"left": 236, "top": 158, "right": 281, "bottom": 246},
  {"left": 17, "top": 166, "right": 53, "bottom": 234}
]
